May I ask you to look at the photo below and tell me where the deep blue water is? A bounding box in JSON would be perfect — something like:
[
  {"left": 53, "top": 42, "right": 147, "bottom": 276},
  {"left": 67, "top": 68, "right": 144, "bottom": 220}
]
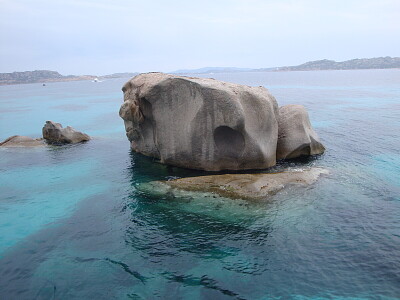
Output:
[{"left": 0, "top": 70, "right": 399, "bottom": 299}]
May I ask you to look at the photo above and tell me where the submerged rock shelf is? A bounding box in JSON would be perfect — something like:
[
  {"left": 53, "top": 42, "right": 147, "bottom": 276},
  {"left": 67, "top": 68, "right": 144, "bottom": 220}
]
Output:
[{"left": 140, "top": 167, "right": 329, "bottom": 200}]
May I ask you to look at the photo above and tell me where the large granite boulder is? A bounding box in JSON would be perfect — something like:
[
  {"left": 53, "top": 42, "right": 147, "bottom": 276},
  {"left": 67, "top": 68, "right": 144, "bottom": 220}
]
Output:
[
  {"left": 277, "top": 105, "right": 325, "bottom": 160},
  {"left": 120, "top": 73, "right": 279, "bottom": 171},
  {"left": 0, "top": 135, "right": 44, "bottom": 147},
  {"left": 42, "top": 121, "right": 90, "bottom": 144}
]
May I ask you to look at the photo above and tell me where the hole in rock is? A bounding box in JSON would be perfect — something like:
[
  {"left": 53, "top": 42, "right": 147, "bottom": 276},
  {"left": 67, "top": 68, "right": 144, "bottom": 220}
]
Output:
[{"left": 213, "top": 126, "right": 245, "bottom": 158}]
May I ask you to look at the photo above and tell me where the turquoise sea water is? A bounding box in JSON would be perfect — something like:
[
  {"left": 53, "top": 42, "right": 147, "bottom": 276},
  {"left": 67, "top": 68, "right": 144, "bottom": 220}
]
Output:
[{"left": 0, "top": 70, "right": 399, "bottom": 299}]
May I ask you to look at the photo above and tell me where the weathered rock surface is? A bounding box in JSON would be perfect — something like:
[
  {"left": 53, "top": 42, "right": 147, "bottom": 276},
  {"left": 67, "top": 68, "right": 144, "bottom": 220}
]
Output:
[
  {"left": 120, "top": 72, "right": 279, "bottom": 171},
  {"left": 42, "top": 121, "right": 90, "bottom": 144},
  {"left": 277, "top": 105, "right": 325, "bottom": 160},
  {"left": 0, "top": 135, "right": 45, "bottom": 147},
  {"left": 142, "top": 167, "right": 329, "bottom": 200}
]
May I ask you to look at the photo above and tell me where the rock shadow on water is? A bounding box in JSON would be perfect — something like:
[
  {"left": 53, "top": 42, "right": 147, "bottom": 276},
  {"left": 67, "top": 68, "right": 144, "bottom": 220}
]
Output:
[
  {"left": 130, "top": 149, "right": 327, "bottom": 191},
  {"left": 126, "top": 150, "right": 328, "bottom": 226},
  {"left": 0, "top": 189, "right": 152, "bottom": 299},
  {"left": 125, "top": 149, "right": 280, "bottom": 233}
]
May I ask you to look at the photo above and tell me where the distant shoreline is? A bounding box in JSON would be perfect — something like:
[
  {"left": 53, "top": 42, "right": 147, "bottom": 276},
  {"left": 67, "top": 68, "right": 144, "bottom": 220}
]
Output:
[
  {"left": 173, "top": 57, "right": 400, "bottom": 74},
  {"left": 1, "top": 56, "right": 399, "bottom": 86},
  {"left": 0, "top": 71, "right": 138, "bottom": 86},
  {"left": 182, "top": 67, "right": 400, "bottom": 75},
  {"left": 1, "top": 68, "right": 399, "bottom": 86}
]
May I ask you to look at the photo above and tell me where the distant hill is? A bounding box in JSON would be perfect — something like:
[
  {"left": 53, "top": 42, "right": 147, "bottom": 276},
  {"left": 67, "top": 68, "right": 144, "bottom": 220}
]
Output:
[
  {"left": 173, "top": 57, "right": 400, "bottom": 74},
  {"left": 0, "top": 70, "right": 140, "bottom": 85},
  {"left": 100, "top": 72, "right": 138, "bottom": 79},
  {"left": 266, "top": 56, "right": 400, "bottom": 71},
  {"left": 172, "top": 67, "right": 253, "bottom": 74},
  {"left": 2, "top": 57, "right": 399, "bottom": 85},
  {"left": 0, "top": 70, "right": 96, "bottom": 85}
]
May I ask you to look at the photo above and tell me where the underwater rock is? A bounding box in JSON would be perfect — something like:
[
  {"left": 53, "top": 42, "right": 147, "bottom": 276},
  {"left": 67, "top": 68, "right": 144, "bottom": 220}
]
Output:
[
  {"left": 0, "top": 135, "right": 45, "bottom": 147},
  {"left": 277, "top": 105, "right": 325, "bottom": 160},
  {"left": 120, "top": 72, "right": 279, "bottom": 171},
  {"left": 142, "top": 167, "right": 329, "bottom": 200},
  {"left": 42, "top": 121, "right": 90, "bottom": 144}
]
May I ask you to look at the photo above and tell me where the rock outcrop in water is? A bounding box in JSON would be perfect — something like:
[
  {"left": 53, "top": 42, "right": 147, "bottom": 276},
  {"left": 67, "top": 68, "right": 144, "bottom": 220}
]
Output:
[
  {"left": 42, "top": 121, "right": 90, "bottom": 144},
  {"left": 277, "top": 105, "right": 326, "bottom": 160},
  {"left": 120, "top": 73, "right": 279, "bottom": 171},
  {"left": 0, "top": 135, "right": 45, "bottom": 147},
  {"left": 140, "top": 167, "right": 329, "bottom": 200},
  {"left": 120, "top": 73, "right": 325, "bottom": 171}
]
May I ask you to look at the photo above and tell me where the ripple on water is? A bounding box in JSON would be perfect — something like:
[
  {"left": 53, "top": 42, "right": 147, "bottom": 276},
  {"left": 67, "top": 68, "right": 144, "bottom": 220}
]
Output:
[{"left": 1, "top": 70, "right": 400, "bottom": 299}]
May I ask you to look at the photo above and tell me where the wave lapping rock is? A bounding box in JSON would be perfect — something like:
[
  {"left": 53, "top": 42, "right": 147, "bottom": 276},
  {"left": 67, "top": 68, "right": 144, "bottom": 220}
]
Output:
[{"left": 42, "top": 121, "right": 90, "bottom": 144}]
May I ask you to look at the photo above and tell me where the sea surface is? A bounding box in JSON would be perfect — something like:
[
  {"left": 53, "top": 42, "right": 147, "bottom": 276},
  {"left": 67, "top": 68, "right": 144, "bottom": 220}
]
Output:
[{"left": 0, "top": 70, "right": 399, "bottom": 299}]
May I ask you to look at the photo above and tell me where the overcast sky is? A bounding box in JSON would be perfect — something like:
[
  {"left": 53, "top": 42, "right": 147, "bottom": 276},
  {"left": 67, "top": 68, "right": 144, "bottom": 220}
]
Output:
[{"left": 0, "top": 0, "right": 399, "bottom": 75}]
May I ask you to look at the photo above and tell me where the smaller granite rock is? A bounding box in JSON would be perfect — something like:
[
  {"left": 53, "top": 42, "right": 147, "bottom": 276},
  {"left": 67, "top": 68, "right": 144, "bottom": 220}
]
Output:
[
  {"left": 277, "top": 105, "right": 325, "bottom": 160},
  {"left": 0, "top": 135, "right": 45, "bottom": 147},
  {"left": 143, "top": 167, "right": 329, "bottom": 200},
  {"left": 42, "top": 121, "right": 90, "bottom": 144}
]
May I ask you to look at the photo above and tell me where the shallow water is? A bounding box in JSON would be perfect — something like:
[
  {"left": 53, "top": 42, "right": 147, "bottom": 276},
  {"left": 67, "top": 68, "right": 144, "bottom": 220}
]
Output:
[{"left": 0, "top": 70, "right": 399, "bottom": 299}]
